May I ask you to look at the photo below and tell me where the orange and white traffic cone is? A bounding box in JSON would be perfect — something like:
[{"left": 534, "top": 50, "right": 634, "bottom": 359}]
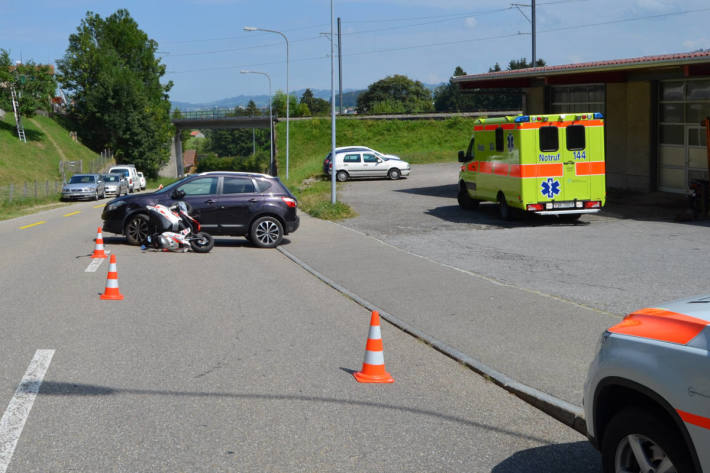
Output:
[
  {"left": 353, "top": 311, "right": 394, "bottom": 383},
  {"left": 91, "top": 226, "right": 107, "bottom": 259},
  {"left": 100, "top": 254, "right": 124, "bottom": 300}
]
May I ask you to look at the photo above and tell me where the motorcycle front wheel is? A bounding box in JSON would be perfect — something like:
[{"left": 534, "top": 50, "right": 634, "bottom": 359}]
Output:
[{"left": 190, "top": 232, "right": 214, "bottom": 253}]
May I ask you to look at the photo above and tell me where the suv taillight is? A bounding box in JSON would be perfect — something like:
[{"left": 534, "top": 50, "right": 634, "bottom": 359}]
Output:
[{"left": 282, "top": 197, "right": 297, "bottom": 208}]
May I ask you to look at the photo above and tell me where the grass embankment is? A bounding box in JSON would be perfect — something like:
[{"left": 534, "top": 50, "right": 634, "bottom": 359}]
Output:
[
  {"left": 0, "top": 113, "right": 105, "bottom": 220},
  {"left": 275, "top": 117, "right": 475, "bottom": 219}
]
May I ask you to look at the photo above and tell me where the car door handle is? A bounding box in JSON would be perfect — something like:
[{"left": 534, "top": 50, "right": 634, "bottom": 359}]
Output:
[{"left": 205, "top": 199, "right": 216, "bottom": 204}]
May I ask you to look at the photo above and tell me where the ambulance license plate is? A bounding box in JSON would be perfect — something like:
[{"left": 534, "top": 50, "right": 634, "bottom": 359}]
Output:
[{"left": 552, "top": 201, "right": 575, "bottom": 209}]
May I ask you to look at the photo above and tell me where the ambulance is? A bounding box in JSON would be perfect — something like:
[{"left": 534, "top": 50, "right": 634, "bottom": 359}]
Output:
[{"left": 457, "top": 113, "right": 606, "bottom": 220}]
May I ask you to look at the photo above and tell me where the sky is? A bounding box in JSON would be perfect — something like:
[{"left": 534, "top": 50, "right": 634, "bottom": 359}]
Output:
[{"left": 1, "top": 0, "right": 710, "bottom": 104}]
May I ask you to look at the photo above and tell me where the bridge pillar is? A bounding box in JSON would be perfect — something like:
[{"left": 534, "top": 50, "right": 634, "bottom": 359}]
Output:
[{"left": 174, "top": 132, "right": 184, "bottom": 178}]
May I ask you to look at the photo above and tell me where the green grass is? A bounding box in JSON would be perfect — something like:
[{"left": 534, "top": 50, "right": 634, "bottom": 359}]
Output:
[
  {"left": 0, "top": 114, "right": 104, "bottom": 183},
  {"left": 274, "top": 117, "right": 475, "bottom": 219},
  {"left": 0, "top": 113, "right": 108, "bottom": 220}
]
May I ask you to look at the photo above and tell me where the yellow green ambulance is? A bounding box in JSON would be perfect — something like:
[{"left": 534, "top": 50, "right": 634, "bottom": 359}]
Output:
[{"left": 457, "top": 113, "right": 606, "bottom": 220}]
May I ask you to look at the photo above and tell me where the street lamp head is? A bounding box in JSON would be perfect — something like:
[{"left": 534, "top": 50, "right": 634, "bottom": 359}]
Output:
[{"left": 243, "top": 26, "right": 258, "bottom": 31}]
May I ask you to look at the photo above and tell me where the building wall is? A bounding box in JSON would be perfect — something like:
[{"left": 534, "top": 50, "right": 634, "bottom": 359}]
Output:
[
  {"left": 524, "top": 81, "right": 654, "bottom": 192},
  {"left": 606, "top": 81, "right": 653, "bottom": 191},
  {"left": 523, "top": 87, "right": 545, "bottom": 114}
]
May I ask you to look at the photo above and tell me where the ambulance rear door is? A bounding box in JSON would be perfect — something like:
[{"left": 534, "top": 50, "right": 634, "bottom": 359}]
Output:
[{"left": 562, "top": 122, "right": 593, "bottom": 201}]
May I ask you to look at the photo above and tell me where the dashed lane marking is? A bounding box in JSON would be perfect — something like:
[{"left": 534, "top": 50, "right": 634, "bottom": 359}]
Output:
[
  {"left": 0, "top": 349, "right": 55, "bottom": 473},
  {"left": 18, "top": 221, "right": 46, "bottom": 230},
  {"left": 63, "top": 211, "right": 81, "bottom": 217},
  {"left": 93, "top": 204, "right": 105, "bottom": 209},
  {"left": 85, "top": 257, "right": 107, "bottom": 272}
]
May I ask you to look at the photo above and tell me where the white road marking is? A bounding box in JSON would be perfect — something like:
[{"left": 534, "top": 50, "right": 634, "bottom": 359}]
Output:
[
  {"left": 0, "top": 349, "right": 55, "bottom": 473},
  {"left": 85, "top": 257, "right": 107, "bottom": 272}
]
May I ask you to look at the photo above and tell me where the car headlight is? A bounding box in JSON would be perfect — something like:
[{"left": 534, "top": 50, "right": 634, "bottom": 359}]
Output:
[{"left": 106, "top": 200, "right": 126, "bottom": 212}]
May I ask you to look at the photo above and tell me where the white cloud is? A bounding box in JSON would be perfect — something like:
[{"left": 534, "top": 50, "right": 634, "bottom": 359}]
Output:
[
  {"left": 464, "top": 17, "right": 477, "bottom": 29},
  {"left": 683, "top": 38, "right": 710, "bottom": 51}
]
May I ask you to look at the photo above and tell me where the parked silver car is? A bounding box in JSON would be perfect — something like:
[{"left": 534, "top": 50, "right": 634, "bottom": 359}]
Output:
[
  {"left": 327, "top": 148, "right": 410, "bottom": 181},
  {"left": 61, "top": 174, "right": 105, "bottom": 200},
  {"left": 102, "top": 174, "right": 129, "bottom": 196}
]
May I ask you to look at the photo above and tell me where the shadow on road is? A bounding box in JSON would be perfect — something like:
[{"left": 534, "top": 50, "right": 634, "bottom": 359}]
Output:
[
  {"left": 101, "top": 236, "right": 291, "bottom": 249},
  {"left": 492, "top": 441, "right": 600, "bottom": 473},
  {"left": 39, "top": 380, "right": 565, "bottom": 446},
  {"left": 394, "top": 183, "right": 458, "bottom": 198},
  {"left": 425, "top": 204, "right": 590, "bottom": 228}
]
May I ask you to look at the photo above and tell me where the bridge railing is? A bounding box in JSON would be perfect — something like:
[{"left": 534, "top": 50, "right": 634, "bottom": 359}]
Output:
[{"left": 177, "top": 109, "right": 270, "bottom": 120}]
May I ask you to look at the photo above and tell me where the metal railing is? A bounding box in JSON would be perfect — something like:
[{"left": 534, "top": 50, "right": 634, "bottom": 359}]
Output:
[
  {"left": 0, "top": 180, "right": 63, "bottom": 203},
  {"left": 176, "top": 108, "right": 270, "bottom": 120}
]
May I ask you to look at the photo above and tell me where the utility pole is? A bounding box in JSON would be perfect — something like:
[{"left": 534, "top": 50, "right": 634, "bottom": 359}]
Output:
[
  {"left": 338, "top": 17, "right": 343, "bottom": 115},
  {"left": 513, "top": 0, "right": 537, "bottom": 66}
]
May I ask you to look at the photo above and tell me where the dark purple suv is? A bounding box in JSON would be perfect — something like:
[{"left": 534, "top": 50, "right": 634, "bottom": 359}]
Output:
[{"left": 102, "top": 172, "right": 299, "bottom": 248}]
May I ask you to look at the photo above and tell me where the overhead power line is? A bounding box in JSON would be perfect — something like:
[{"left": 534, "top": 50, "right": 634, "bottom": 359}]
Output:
[{"left": 165, "top": 6, "right": 710, "bottom": 75}]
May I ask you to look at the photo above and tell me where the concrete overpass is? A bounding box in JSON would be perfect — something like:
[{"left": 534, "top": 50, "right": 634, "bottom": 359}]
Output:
[{"left": 169, "top": 109, "right": 274, "bottom": 177}]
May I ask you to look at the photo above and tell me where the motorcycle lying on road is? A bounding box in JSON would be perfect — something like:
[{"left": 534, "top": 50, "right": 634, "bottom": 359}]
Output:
[{"left": 141, "top": 190, "right": 215, "bottom": 253}]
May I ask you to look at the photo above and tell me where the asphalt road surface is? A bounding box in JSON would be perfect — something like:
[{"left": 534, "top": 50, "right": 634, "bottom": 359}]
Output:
[
  {"left": 0, "top": 201, "right": 599, "bottom": 472},
  {"left": 339, "top": 163, "right": 710, "bottom": 316}
]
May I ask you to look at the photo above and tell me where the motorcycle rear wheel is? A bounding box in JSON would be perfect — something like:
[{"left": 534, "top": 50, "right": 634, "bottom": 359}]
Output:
[{"left": 190, "top": 232, "right": 214, "bottom": 253}]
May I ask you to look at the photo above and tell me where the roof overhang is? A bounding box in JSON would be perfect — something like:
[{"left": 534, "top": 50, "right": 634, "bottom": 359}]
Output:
[{"left": 453, "top": 51, "right": 710, "bottom": 90}]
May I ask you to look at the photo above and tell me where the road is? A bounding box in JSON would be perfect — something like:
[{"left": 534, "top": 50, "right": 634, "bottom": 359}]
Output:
[
  {"left": 339, "top": 163, "right": 710, "bottom": 316},
  {"left": 0, "top": 201, "right": 598, "bottom": 472}
]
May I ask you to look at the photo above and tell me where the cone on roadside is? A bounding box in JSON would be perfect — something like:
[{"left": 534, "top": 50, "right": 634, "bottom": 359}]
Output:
[
  {"left": 354, "top": 311, "right": 394, "bottom": 383},
  {"left": 91, "top": 226, "right": 107, "bottom": 259},
  {"left": 100, "top": 254, "right": 124, "bottom": 300}
]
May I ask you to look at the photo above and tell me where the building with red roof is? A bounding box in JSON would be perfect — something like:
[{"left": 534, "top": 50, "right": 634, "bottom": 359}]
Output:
[{"left": 453, "top": 51, "right": 710, "bottom": 195}]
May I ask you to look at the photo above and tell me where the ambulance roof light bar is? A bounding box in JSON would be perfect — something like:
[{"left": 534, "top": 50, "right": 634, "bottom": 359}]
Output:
[{"left": 514, "top": 115, "right": 530, "bottom": 123}]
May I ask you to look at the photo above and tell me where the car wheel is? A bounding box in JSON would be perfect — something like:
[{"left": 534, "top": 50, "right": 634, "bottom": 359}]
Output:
[
  {"left": 101, "top": 189, "right": 105, "bottom": 199},
  {"left": 124, "top": 213, "right": 150, "bottom": 245},
  {"left": 498, "top": 193, "right": 512, "bottom": 221},
  {"left": 94, "top": 190, "right": 99, "bottom": 201},
  {"left": 250, "top": 216, "right": 283, "bottom": 248},
  {"left": 190, "top": 232, "right": 214, "bottom": 253},
  {"left": 336, "top": 170, "right": 349, "bottom": 182},
  {"left": 457, "top": 182, "right": 479, "bottom": 210},
  {"left": 388, "top": 168, "right": 401, "bottom": 180},
  {"left": 601, "top": 407, "right": 694, "bottom": 473}
]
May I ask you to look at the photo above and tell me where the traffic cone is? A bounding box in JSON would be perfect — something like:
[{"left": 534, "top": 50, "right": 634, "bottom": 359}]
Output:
[
  {"left": 100, "top": 254, "right": 124, "bottom": 300},
  {"left": 91, "top": 227, "right": 107, "bottom": 259},
  {"left": 354, "top": 311, "right": 394, "bottom": 383}
]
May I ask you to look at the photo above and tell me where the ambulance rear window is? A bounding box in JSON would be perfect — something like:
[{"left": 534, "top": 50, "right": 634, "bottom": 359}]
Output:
[
  {"left": 566, "top": 125, "right": 585, "bottom": 150},
  {"left": 540, "top": 126, "right": 559, "bottom": 152}
]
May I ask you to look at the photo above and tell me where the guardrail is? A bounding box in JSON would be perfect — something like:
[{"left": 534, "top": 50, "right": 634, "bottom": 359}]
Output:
[{"left": 177, "top": 109, "right": 270, "bottom": 120}]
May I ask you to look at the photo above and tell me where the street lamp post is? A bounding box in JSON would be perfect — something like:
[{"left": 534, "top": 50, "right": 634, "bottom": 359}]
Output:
[
  {"left": 244, "top": 26, "right": 289, "bottom": 180},
  {"left": 241, "top": 70, "right": 274, "bottom": 175}
]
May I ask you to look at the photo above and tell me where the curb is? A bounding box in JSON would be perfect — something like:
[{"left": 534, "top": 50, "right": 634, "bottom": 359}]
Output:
[{"left": 278, "top": 246, "right": 588, "bottom": 437}]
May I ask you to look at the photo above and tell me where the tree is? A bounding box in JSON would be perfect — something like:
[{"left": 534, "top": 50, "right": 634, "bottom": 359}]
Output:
[
  {"left": 356, "top": 75, "right": 433, "bottom": 115},
  {"left": 507, "top": 58, "right": 546, "bottom": 70},
  {"left": 0, "top": 49, "right": 57, "bottom": 118},
  {"left": 272, "top": 91, "right": 299, "bottom": 117},
  {"left": 433, "top": 66, "right": 479, "bottom": 112},
  {"left": 299, "top": 88, "right": 329, "bottom": 115},
  {"left": 245, "top": 99, "right": 260, "bottom": 117},
  {"left": 57, "top": 10, "right": 173, "bottom": 178}
]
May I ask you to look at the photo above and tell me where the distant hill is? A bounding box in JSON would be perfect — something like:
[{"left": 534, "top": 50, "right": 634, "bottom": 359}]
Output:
[{"left": 171, "top": 83, "right": 444, "bottom": 111}]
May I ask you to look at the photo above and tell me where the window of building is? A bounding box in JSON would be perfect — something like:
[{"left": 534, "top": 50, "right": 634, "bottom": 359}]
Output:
[
  {"left": 550, "top": 84, "right": 605, "bottom": 114},
  {"left": 540, "top": 126, "right": 559, "bottom": 152},
  {"left": 495, "top": 127, "right": 504, "bottom": 152},
  {"left": 566, "top": 125, "right": 585, "bottom": 150}
]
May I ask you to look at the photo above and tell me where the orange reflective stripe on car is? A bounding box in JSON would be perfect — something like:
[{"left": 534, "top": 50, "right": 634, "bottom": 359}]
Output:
[
  {"left": 576, "top": 161, "right": 606, "bottom": 175},
  {"left": 518, "top": 119, "right": 604, "bottom": 129},
  {"left": 467, "top": 162, "right": 564, "bottom": 178},
  {"left": 608, "top": 307, "right": 710, "bottom": 345},
  {"left": 677, "top": 409, "right": 710, "bottom": 430}
]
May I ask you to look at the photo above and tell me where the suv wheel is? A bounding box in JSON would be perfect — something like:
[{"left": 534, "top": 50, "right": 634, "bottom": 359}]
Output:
[
  {"left": 250, "top": 216, "right": 284, "bottom": 248},
  {"left": 124, "top": 214, "right": 150, "bottom": 245},
  {"left": 336, "top": 170, "right": 349, "bottom": 182},
  {"left": 387, "top": 168, "right": 401, "bottom": 180},
  {"left": 601, "top": 407, "right": 694, "bottom": 473}
]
